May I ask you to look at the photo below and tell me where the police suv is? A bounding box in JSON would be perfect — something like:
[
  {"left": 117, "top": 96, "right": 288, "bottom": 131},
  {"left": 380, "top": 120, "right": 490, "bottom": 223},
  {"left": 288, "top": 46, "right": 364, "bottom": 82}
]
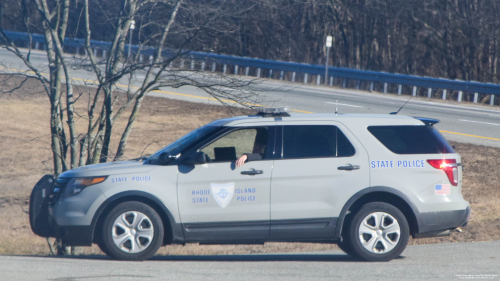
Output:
[{"left": 29, "top": 107, "right": 470, "bottom": 261}]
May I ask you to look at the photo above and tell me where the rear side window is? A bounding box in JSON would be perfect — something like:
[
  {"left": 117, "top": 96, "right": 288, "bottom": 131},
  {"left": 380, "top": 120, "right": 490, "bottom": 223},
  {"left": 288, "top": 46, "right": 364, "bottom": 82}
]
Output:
[
  {"left": 282, "top": 125, "right": 355, "bottom": 159},
  {"left": 368, "top": 125, "right": 455, "bottom": 154}
]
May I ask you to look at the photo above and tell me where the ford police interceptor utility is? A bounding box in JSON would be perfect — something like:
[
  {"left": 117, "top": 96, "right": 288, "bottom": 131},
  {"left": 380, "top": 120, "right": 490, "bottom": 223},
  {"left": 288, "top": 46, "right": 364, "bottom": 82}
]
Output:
[{"left": 29, "top": 107, "right": 470, "bottom": 261}]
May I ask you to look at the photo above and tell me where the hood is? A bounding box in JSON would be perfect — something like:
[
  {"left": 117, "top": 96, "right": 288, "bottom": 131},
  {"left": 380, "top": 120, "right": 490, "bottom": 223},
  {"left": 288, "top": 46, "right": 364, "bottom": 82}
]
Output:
[{"left": 59, "top": 160, "right": 155, "bottom": 178}]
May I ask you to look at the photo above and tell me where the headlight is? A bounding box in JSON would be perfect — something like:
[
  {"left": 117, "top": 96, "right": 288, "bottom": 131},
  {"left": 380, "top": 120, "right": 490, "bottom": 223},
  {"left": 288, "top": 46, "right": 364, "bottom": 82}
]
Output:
[{"left": 62, "top": 177, "right": 107, "bottom": 198}]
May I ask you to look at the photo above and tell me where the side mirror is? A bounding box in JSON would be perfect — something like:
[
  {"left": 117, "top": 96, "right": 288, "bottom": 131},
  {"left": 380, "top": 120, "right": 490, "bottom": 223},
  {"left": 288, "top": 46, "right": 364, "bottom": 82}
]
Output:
[
  {"left": 182, "top": 151, "right": 207, "bottom": 166},
  {"left": 158, "top": 152, "right": 180, "bottom": 165}
]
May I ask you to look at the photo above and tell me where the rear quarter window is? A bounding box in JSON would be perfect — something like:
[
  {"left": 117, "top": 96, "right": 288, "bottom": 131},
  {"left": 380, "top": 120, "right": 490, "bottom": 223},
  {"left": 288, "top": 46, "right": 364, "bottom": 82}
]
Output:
[{"left": 368, "top": 125, "right": 455, "bottom": 154}]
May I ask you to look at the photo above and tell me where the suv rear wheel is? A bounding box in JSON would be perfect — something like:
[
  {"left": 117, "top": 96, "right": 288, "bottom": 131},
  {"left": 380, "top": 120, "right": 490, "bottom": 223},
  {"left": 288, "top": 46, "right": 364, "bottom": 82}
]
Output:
[
  {"left": 347, "top": 202, "right": 409, "bottom": 261},
  {"left": 100, "top": 201, "right": 164, "bottom": 261}
]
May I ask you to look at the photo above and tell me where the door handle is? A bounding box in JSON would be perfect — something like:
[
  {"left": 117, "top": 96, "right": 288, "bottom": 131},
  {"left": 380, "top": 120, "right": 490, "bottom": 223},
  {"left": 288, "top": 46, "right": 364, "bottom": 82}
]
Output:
[
  {"left": 338, "top": 164, "right": 360, "bottom": 171},
  {"left": 241, "top": 168, "right": 264, "bottom": 175}
]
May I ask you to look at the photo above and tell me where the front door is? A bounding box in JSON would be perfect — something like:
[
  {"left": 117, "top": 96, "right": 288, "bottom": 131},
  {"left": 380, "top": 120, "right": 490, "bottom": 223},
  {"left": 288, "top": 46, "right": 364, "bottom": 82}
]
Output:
[{"left": 177, "top": 124, "right": 276, "bottom": 242}]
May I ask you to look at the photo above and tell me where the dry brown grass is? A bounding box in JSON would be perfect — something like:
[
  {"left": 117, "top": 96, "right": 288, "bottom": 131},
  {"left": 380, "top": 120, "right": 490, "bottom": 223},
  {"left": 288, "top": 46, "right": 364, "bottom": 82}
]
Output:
[{"left": 0, "top": 76, "right": 499, "bottom": 256}]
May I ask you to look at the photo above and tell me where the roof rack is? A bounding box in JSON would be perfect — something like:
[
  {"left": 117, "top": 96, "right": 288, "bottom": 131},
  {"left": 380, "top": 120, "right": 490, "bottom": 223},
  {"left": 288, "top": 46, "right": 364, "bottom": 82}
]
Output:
[{"left": 255, "top": 106, "right": 291, "bottom": 117}]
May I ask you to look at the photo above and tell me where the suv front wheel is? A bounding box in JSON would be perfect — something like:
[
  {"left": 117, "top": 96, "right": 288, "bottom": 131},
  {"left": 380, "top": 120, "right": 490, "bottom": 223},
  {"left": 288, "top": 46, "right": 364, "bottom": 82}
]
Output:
[
  {"left": 347, "top": 202, "right": 409, "bottom": 261},
  {"left": 99, "top": 201, "right": 164, "bottom": 261}
]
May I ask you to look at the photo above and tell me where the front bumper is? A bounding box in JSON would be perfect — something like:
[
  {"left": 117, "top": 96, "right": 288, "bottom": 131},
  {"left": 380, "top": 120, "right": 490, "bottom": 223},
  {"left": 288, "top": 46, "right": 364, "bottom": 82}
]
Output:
[
  {"left": 414, "top": 206, "right": 471, "bottom": 237},
  {"left": 48, "top": 219, "right": 94, "bottom": 246},
  {"left": 30, "top": 175, "right": 95, "bottom": 246}
]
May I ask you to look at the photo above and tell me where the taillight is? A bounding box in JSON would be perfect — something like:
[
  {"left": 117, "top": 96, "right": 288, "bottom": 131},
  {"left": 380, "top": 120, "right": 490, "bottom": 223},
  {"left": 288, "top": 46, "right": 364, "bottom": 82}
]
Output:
[{"left": 427, "top": 159, "right": 458, "bottom": 186}]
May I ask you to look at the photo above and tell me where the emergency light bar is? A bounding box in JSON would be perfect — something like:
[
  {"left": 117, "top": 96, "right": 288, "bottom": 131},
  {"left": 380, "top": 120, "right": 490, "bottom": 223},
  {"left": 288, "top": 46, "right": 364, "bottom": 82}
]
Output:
[{"left": 255, "top": 106, "right": 291, "bottom": 117}]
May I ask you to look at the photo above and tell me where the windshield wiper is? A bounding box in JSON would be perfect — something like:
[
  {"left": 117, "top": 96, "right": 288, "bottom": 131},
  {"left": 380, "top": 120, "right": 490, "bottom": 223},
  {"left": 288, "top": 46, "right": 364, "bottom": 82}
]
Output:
[{"left": 131, "top": 155, "right": 151, "bottom": 161}]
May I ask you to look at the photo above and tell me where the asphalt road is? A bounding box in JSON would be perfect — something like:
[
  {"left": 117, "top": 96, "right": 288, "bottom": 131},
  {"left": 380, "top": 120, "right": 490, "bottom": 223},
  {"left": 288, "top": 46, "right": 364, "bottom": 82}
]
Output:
[
  {"left": 2, "top": 49, "right": 500, "bottom": 148},
  {"left": 0, "top": 240, "right": 498, "bottom": 281}
]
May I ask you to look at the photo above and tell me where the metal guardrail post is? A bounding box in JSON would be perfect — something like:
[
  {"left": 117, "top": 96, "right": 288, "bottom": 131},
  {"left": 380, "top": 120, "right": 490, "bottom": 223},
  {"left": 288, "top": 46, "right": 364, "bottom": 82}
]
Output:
[
  {"left": 304, "top": 73, "right": 308, "bottom": 84},
  {"left": 222, "top": 64, "right": 227, "bottom": 74},
  {"left": 291, "top": 72, "right": 296, "bottom": 82},
  {"left": 180, "top": 59, "right": 185, "bottom": 69},
  {"left": 490, "top": 95, "right": 495, "bottom": 106},
  {"left": 191, "top": 60, "right": 195, "bottom": 70},
  {"left": 383, "top": 83, "right": 388, "bottom": 93},
  {"left": 280, "top": 71, "right": 284, "bottom": 80},
  {"left": 201, "top": 61, "right": 206, "bottom": 71},
  {"left": 245, "top": 67, "right": 249, "bottom": 76},
  {"left": 458, "top": 91, "right": 463, "bottom": 102},
  {"left": 342, "top": 79, "right": 347, "bottom": 88},
  {"left": 316, "top": 75, "right": 321, "bottom": 85},
  {"left": 234, "top": 65, "right": 239, "bottom": 75},
  {"left": 356, "top": 80, "right": 361, "bottom": 90},
  {"left": 397, "top": 84, "right": 402, "bottom": 95},
  {"left": 370, "top": 82, "right": 374, "bottom": 92},
  {"left": 257, "top": 68, "right": 261, "bottom": 78},
  {"left": 412, "top": 86, "right": 417, "bottom": 96},
  {"left": 211, "top": 62, "right": 216, "bottom": 72},
  {"left": 329, "top": 77, "right": 333, "bottom": 86},
  {"left": 473, "top": 92, "right": 478, "bottom": 103},
  {"left": 427, "top": 88, "right": 432, "bottom": 98},
  {"left": 442, "top": 89, "right": 447, "bottom": 100}
]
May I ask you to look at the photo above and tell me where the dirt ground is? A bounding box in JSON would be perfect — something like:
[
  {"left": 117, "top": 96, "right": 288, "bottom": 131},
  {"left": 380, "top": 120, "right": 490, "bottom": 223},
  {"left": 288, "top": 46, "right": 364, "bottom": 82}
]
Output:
[{"left": 0, "top": 76, "right": 499, "bottom": 256}]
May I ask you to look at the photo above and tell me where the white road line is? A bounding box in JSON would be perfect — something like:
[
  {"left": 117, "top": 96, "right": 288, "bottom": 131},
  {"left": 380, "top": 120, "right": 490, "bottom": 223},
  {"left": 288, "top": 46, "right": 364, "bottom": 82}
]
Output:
[
  {"left": 325, "top": 102, "right": 363, "bottom": 108},
  {"left": 459, "top": 119, "right": 500, "bottom": 126}
]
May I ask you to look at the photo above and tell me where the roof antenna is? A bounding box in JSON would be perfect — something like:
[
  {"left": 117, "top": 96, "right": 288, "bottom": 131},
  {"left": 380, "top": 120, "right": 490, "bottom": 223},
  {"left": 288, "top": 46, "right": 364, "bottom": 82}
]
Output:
[
  {"left": 390, "top": 96, "right": 412, "bottom": 115},
  {"left": 335, "top": 100, "right": 338, "bottom": 115}
]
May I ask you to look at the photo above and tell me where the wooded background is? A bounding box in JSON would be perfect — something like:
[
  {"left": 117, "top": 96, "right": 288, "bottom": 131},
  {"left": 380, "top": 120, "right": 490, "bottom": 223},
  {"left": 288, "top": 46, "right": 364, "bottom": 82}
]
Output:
[{"left": 2, "top": 0, "right": 498, "bottom": 83}]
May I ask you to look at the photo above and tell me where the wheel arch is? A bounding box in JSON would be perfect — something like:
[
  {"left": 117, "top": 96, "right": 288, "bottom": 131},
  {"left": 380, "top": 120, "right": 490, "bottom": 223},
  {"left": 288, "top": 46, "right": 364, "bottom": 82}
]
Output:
[
  {"left": 91, "top": 191, "right": 184, "bottom": 246},
  {"left": 335, "top": 186, "right": 420, "bottom": 240}
]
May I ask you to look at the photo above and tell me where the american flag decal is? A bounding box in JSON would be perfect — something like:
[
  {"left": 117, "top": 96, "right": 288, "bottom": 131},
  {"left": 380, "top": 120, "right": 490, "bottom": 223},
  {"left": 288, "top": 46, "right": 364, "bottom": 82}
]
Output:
[{"left": 434, "top": 184, "right": 451, "bottom": 195}]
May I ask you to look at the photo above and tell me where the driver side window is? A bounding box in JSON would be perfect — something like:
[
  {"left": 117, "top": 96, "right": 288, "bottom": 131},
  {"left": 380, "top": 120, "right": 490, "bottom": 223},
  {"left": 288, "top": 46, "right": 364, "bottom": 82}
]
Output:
[{"left": 200, "top": 127, "right": 268, "bottom": 162}]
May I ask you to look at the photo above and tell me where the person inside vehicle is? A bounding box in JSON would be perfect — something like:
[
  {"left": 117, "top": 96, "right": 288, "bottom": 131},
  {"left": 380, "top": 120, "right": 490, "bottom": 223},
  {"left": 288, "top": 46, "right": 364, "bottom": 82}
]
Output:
[{"left": 235, "top": 129, "right": 268, "bottom": 167}]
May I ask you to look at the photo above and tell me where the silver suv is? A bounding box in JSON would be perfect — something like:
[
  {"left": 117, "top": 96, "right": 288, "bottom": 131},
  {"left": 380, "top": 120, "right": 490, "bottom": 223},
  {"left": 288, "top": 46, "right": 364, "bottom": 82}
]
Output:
[{"left": 29, "top": 108, "right": 470, "bottom": 261}]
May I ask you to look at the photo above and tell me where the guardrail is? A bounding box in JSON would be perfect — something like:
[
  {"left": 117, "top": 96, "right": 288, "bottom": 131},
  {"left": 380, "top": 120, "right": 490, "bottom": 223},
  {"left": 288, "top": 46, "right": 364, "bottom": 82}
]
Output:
[{"left": 3, "top": 30, "right": 499, "bottom": 106}]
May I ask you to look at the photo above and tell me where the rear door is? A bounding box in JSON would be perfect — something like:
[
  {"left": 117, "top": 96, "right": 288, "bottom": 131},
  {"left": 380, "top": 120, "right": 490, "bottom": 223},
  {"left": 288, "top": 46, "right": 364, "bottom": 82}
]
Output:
[{"left": 270, "top": 122, "right": 370, "bottom": 240}]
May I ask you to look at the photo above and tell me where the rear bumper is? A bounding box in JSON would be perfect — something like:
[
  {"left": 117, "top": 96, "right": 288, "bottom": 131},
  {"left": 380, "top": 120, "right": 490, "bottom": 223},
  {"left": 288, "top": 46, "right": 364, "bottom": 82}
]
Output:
[{"left": 414, "top": 206, "right": 470, "bottom": 237}]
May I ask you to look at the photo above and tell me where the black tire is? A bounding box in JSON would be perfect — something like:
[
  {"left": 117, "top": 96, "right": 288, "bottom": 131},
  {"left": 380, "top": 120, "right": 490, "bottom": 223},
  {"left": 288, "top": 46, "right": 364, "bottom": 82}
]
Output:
[
  {"left": 100, "top": 201, "right": 164, "bottom": 261},
  {"left": 346, "top": 202, "right": 409, "bottom": 262}
]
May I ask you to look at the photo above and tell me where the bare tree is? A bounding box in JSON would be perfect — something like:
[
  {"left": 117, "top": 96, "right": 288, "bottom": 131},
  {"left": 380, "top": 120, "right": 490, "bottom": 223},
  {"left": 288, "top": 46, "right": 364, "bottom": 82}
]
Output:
[
  {"left": 0, "top": 0, "right": 263, "bottom": 170},
  {"left": 0, "top": 0, "right": 263, "bottom": 255}
]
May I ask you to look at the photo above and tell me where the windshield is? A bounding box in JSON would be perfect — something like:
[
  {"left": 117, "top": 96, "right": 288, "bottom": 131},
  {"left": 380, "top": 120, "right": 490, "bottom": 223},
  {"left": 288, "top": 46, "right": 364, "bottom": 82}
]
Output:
[{"left": 150, "top": 125, "right": 220, "bottom": 160}]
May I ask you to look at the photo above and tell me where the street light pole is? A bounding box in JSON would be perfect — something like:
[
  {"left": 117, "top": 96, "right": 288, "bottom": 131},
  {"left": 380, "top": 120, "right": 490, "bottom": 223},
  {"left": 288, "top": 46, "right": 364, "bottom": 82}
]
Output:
[
  {"left": 128, "top": 20, "right": 135, "bottom": 59},
  {"left": 325, "top": 35, "right": 332, "bottom": 85}
]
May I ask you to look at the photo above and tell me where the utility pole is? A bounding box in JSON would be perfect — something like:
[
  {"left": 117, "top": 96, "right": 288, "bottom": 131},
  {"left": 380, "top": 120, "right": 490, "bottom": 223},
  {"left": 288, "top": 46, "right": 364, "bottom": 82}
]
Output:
[
  {"left": 128, "top": 20, "right": 135, "bottom": 59},
  {"left": 325, "top": 35, "right": 332, "bottom": 85}
]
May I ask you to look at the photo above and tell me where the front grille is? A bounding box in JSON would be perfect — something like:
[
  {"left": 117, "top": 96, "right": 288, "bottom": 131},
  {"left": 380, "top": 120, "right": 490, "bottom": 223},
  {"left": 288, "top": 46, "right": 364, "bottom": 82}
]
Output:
[{"left": 49, "top": 177, "right": 71, "bottom": 206}]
